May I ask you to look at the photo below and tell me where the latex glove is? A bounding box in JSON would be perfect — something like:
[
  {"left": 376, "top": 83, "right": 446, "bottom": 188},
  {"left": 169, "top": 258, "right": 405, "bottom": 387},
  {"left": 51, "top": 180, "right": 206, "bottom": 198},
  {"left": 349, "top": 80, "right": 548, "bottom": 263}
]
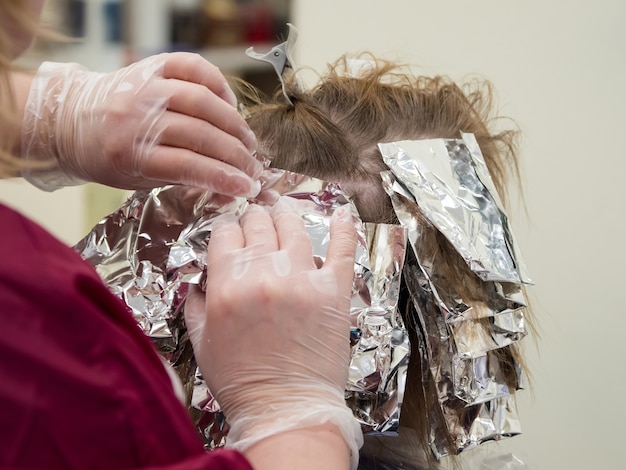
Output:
[
  {"left": 185, "top": 201, "right": 363, "bottom": 469},
  {"left": 21, "top": 52, "right": 263, "bottom": 197}
]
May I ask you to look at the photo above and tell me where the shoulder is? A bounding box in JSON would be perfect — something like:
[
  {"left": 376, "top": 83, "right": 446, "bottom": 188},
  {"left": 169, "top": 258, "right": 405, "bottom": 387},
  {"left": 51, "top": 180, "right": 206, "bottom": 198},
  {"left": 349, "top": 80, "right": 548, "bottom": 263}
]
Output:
[
  {"left": 0, "top": 203, "right": 208, "bottom": 468},
  {"left": 0, "top": 202, "right": 134, "bottom": 345},
  {"left": 0, "top": 202, "right": 98, "bottom": 286}
]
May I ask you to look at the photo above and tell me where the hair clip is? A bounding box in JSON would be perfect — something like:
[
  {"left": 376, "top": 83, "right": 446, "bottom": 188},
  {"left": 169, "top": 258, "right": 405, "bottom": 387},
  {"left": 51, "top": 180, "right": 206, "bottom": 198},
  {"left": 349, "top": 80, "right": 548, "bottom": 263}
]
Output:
[{"left": 245, "top": 23, "right": 300, "bottom": 105}]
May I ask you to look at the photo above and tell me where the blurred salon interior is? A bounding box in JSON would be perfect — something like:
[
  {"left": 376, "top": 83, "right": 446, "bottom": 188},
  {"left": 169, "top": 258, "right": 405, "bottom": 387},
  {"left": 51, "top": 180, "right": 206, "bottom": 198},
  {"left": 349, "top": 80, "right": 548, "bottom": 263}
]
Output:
[{"left": 2, "top": 1, "right": 624, "bottom": 469}]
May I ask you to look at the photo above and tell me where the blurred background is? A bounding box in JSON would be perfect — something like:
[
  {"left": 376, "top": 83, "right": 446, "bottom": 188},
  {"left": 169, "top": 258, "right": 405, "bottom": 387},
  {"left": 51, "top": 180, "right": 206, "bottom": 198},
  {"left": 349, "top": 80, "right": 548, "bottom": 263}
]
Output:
[{"left": 1, "top": 1, "right": 624, "bottom": 469}]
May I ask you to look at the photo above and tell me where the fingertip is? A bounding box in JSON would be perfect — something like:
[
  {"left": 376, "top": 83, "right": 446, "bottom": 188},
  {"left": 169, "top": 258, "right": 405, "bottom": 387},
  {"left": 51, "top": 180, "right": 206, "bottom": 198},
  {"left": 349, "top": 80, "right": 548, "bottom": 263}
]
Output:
[
  {"left": 211, "top": 212, "right": 239, "bottom": 229},
  {"left": 330, "top": 205, "right": 356, "bottom": 232},
  {"left": 254, "top": 188, "right": 280, "bottom": 205},
  {"left": 270, "top": 197, "right": 306, "bottom": 233},
  {"left": 209, "top": 215, "right": 240, "bottom": 244},
  {"left": 209, "top": 173, "right": 261, "bottom": 199},
  {"left": 208, "top": 212, "right": 244, "bottom": 255},
  {"left": 269, "top": 196, "right": 299, "bottom": 216},
  {"left": 242, "top": 202, "right": 267, "bottom": 216},
  {"left": 328, "top": 205, "right": 358, "bottom": 263},
  {"left": 245, "top": 179, "right": 262, "bottom": 198},
  {"left": 223, "top": 85, "right": 238, "bottom": 108},
  {"left": 246, "top": 157, "right": 264, "bottom": 181},
  {"left": 242, "top": 127, "right": 259, "bottom": 154}
]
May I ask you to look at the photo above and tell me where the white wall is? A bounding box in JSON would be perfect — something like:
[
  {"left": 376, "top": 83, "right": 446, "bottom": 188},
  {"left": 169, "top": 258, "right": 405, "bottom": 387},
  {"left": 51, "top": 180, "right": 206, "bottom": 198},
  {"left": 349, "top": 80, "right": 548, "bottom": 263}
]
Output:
[
  {"left": 292, "top": 1, "right": 625, "bottom": 469},
  {"left": 0, "top": 180, "right": 84, "bottom": 245}
]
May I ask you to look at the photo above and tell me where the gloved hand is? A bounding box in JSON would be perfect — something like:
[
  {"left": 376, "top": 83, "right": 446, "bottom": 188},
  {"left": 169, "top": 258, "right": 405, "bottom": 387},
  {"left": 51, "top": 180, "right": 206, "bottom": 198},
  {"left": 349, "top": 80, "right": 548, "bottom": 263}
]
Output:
[
  {"left": 184, "top": 200, "right": 363, "bottom": 469},
  {"left": 21, "top": 52, "right": 263, "bottom": 197}
]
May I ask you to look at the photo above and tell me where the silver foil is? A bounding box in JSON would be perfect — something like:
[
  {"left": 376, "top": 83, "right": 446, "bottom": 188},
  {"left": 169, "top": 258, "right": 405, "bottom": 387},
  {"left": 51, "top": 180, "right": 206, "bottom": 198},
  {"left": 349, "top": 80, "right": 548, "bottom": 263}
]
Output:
[
  {"left": 378, "top": 133, "right": 532, "bottom": 285},
  {"left": 348, "top": 222, "right": 409, "bottom": 434},
  {"left": 379, "top": 135, "right": 530, "bottom": 458},
  {"left": 75, "top": 134, "right": 531, "bottom": 464},
  {"left": 75, "top": 167, "right": 409, "bottom": 446}
]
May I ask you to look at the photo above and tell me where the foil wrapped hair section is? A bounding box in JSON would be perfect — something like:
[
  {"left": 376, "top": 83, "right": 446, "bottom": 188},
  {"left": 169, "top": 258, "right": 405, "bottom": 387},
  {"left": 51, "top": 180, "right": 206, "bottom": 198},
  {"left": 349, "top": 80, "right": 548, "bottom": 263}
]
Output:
[
  {"left": 347, "top": 222, "right": 409, "bottom": 434},
  {"left": 379, "top": 133, "right": 532, "bottom": 285},
  {"left": 379, "top": 134, "right": 530, "bottom": 457}
]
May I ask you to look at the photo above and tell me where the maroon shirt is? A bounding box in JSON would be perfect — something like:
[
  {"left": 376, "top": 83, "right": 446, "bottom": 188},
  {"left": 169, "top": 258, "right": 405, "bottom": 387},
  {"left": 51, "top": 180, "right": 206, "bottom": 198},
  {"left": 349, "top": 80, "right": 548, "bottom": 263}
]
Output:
[{"left": 0, "top": 204, "right": 253, "bottom": 470}]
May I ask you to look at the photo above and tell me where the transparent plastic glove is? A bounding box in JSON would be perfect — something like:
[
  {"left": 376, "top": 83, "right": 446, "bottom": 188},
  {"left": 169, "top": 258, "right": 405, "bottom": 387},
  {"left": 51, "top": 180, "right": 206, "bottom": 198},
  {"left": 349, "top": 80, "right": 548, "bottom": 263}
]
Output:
[
  {"left": 184, "top": 201, "right": 363, "bottom": 469},
  {"left": 21, "top": 52, "right": 262, "bottom": 197}
]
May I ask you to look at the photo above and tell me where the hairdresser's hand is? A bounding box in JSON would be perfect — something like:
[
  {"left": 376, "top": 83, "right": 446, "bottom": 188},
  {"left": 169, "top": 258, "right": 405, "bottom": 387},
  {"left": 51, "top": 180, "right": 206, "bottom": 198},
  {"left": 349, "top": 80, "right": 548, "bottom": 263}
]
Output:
[
  {"left": 21, "top": 52, "right": 262, "bottom": 196},
  {"left": 184, "top": 200, "right": 362, "bottom": 466}
]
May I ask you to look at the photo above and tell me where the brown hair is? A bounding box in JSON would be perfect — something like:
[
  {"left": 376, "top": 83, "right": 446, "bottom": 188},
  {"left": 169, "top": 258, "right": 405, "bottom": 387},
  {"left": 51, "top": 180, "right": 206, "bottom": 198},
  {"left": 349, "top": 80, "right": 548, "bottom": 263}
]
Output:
[
  {"left": 241, "top": 54, "right": 520, "bottom": 221},
  {"left": 238, "top": 53, "right": 531, "bottom": 467}
]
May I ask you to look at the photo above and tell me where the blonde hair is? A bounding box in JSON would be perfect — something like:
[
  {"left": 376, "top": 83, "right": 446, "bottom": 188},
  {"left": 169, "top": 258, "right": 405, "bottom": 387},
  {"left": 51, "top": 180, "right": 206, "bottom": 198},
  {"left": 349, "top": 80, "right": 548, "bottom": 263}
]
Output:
[
  {"left": 0, "top": 0, "right": 61, "bottom": 179},
  {"left": 238, "top": 54, "right": 531, "bottom": 466}
]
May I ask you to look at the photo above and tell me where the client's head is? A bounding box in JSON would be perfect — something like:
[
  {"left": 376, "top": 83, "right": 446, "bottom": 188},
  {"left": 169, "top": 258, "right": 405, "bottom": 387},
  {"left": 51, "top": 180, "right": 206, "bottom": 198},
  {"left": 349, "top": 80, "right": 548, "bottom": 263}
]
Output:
[
  {"left": 237, "top": 53, "right": 527, "bottom": 468},
  {"left": 241, "top": 54, "right": 519, "bottom": 224}
]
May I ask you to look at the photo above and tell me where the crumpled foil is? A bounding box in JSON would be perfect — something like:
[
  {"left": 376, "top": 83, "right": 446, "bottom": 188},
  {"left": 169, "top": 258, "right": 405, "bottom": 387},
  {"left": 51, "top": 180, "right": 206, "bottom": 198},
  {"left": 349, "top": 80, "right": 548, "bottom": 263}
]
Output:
[
  {"left": 347, "top": 222, "right": 408, "bottom": 434},
  {"left": 378, "top": 134, "right": 531, "bottom": 458},
  {"left": 75, "top": 133, "right": 531, "bottom": 465},
  {"left": 74, "top": 166, "right": 409, "bottom": 447}
]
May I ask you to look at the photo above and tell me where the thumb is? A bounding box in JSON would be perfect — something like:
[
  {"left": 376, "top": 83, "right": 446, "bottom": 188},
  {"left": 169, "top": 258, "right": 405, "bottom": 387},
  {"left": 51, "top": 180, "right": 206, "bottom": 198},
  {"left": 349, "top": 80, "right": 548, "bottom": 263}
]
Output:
[{"left": 183, "top": 284, "right": 207, "bottom": 351}]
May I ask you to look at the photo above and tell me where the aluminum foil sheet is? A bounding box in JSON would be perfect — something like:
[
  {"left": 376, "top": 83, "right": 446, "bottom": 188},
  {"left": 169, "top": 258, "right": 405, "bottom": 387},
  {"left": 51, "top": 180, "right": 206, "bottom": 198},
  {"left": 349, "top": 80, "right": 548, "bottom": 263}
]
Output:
[
  {"left": 378, "top": 133, "right": 532, "bottom": 286},
  {"left": 347, "top": 222, "right": 409, "bottom": 434},
  {"left": 75, "top": 133, "right": 532, "bottom": 465},
  {"left": 379, "top": 135, "right": 530, "bottom": 458},
  {"left": 74, "top": 167, "right": 409, "bottom": 447}
]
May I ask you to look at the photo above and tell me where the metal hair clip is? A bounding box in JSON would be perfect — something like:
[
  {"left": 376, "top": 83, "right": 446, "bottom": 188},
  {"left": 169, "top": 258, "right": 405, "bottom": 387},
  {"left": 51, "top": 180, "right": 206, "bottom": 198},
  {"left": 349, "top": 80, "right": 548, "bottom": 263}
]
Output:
[{"left": 245, "top": 23, "right": 300, "bottom": 105}]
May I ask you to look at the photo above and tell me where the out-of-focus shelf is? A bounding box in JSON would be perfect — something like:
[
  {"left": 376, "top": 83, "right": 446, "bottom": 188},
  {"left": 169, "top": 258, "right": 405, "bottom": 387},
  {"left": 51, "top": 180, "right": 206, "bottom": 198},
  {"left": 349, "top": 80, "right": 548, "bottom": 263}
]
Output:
[
  {"left": 17, "top": 41, "right": 127, "bottom": 71},
  {"left": 198, "top": 43, "right": 274, "bottom": 75},
  {"left": 19, "top": 41, "right": 275, "bottom": 77}
]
